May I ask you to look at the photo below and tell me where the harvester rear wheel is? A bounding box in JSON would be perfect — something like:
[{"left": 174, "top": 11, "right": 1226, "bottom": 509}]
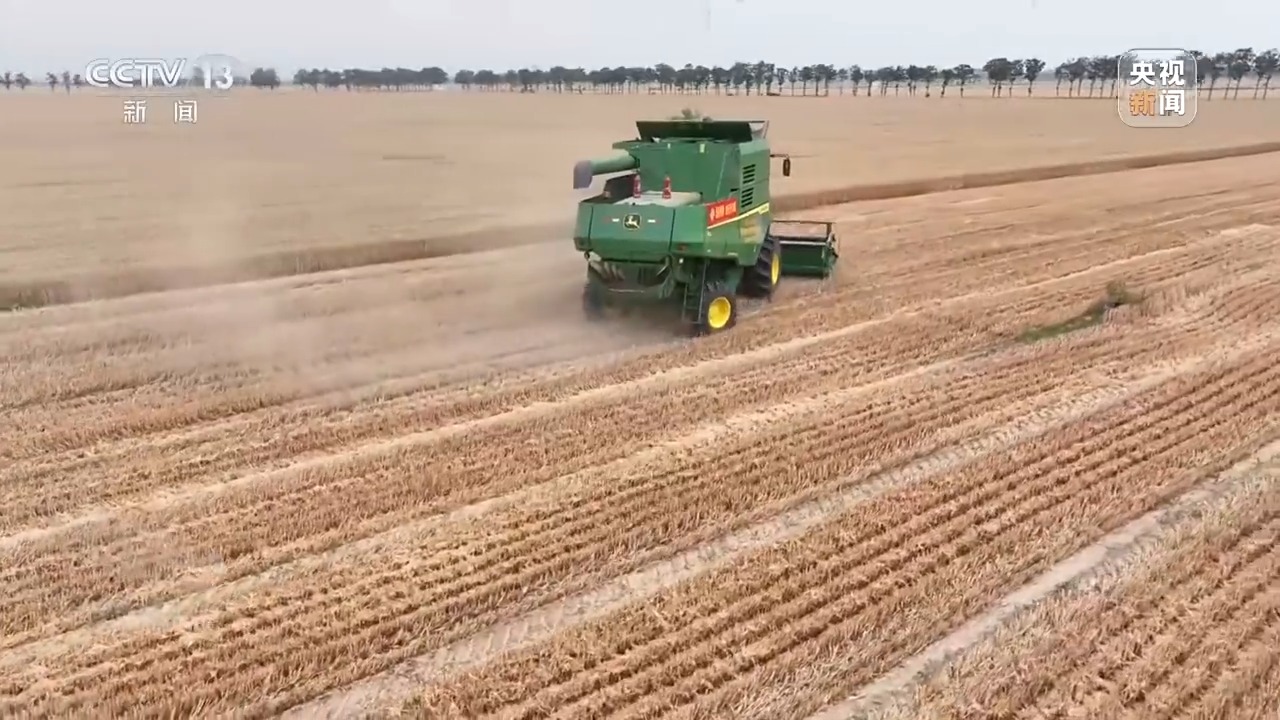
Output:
[
  {"left": 695, "top": 283, "right": 738, "bottom": 335},
  {"left": 582, "top": 280, "right": 606, "bottom": 321},
  {"left": 739, "top": 235, "right": 781, "bottom": 300}
]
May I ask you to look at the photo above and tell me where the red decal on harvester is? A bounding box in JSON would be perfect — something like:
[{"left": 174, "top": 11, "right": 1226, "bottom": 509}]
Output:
[{"left": 707, "top": 198, "right": 739, "bottom": 225}]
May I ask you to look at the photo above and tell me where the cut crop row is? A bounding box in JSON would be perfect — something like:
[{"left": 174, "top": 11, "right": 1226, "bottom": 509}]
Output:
[
  {"left": 900, "top": 471, "right": 1280, "bottom": 720},
  {"left": 400, "top": 343, "right": 1280, "bottom": 720}
]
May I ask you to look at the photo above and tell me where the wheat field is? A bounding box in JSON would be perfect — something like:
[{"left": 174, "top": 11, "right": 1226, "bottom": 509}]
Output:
[{"left": 2, "top": 91, "right": 1280, "bottom": 719}]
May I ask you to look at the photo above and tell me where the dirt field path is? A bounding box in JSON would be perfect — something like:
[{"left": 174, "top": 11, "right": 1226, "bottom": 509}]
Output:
[{"left": 1, "top": 153, "right": 1279, "bottom": 719}]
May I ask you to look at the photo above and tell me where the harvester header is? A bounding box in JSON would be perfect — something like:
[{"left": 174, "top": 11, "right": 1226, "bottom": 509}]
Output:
[{"left": 571, "top": 118, "right": 839, "bottom": 335}]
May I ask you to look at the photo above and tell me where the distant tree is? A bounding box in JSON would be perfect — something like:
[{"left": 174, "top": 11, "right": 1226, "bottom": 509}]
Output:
[
  {"left": 249, "top": 67, "right": 281, "bottom": 89},
  {"left": 818, "top": 64, "right": 837, "bottom": 95},
  {"left": 1227, "top": 47, "right": 1255, "bottom": 98},
  {"left": 953, "top": 64, "right": 976, "bottom": 97},
  {"left": 905, "top": 64, "right": 925, "bottom": 96},
  {"left": 1187, "top": 50, "right": 1208, "bottom": 96},
  {"left": 983, "top": 57, "right": 1013, "bottom": 97},
  {"left": 799, "top": 65, "right": 814, "bottom": 96},
  {"left": 1023, "top": 58, "right": 1046, "bottom": 95},
  {"left": 1, "top": 72, "right": 11, "bottom": 90},
  {"left": 292, "top": 68, "right": 320, "bottom": 91},
  {"left": 422, "top": 66, "right": 448, "bottom": 87},
  {"left": 14, "top": 72, "right": 30, "bottom": 90},
  {"left": 874, "top": 66, "right": 893, "bottom": 96},
  {"left": 1206, "top": 52, "right": 1229, "bottom": 99},
  {"left": 1084, "top": 56, "right": 1105, "bottom": 97},
  {"left": 939, "top": 67, "right": 955, "bottom": 97},
  {"left": 848, "top": 65, "right": 864, "bottom": 96},
  {"left": 1106, "top": 55, "right": 1122, "bottom": 97},
  {"left": 41, "top": 47, "right": 1260, "bottom": 101},
  {"left": 45, "top": 72, "right": 58, "bottom": 91},
  {"left": 452, "top": 69, "right": 475, "bottom": 90},
  {"left": 1065, "top": 57, "right": 1086, "bottom": 97},
  {"left": 922, "top": 65, "right": 938, "bottom": 97},
  {"left": 1009, "top": 59, "right": 1026, "bottom": 96},
  {"left": 1253, "top": 49, "right": 1279, "bottom": 98}
]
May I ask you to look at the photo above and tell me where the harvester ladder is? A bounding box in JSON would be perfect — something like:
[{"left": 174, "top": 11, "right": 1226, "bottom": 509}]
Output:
[{"left": 681, "top": 261, "right": 709, "bottom": 324}]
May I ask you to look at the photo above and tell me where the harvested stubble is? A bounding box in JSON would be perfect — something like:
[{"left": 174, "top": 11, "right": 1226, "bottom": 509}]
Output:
[
  {"left": 4, "top": 241, "right": 1275, "bottom": 659},
  {"left": 897, "top": 464, "right": 1280, "bottom": 720},
  {"left": 7, "top": 254, "right": 1280, "bottom": 718},
  {"left": 1, "top": 154, "right": 1280, "bottom": 719},
  {"left": 403, "top": 334, "right": 1280, "bottom": 720}
]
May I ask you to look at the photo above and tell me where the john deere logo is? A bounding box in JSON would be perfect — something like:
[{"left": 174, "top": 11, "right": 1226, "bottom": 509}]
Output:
[{"left": 623, "top": 214, "right": 640, "bottom": 229}]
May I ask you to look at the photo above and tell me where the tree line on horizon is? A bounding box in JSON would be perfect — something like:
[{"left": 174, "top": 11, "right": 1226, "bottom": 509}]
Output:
[{"left": 3, "top": 48, "right": 1276, "bottom": 99}]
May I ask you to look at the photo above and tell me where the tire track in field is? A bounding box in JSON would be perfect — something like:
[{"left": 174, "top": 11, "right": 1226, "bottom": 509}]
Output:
[
  {"left": 811, "top": 440, "right": 1280, "bottom": 720},
  {"left": 0, "top": 244, "right": 571, "bottom": 359}
]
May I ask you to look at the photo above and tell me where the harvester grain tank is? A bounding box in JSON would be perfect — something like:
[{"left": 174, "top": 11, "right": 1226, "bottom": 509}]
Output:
[{"left": 572, "top": 119, "right": 839, "bottom": 334}]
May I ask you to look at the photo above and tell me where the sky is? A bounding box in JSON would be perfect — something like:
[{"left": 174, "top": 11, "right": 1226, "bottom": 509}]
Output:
[{"left": 0, "top": 0, "right": 1276, "bottom": 75}]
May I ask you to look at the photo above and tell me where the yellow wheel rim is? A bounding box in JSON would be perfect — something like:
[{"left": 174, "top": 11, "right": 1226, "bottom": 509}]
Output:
[
  {"left": 770, "top": 253, "right": 781, "bottom": 285},
  {"left": 706, "top": 296, "right": 732, "bottom": 330}
]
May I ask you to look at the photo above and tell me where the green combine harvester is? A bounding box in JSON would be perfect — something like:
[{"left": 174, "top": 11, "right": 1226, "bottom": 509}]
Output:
[{"left": 572, "top": 119, "right": 839, "bottom": 335}]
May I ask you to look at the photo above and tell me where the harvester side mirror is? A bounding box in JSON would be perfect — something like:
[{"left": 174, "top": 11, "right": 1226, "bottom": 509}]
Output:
[{"left": 782, "top": 157, "right": 791, "bottom": 177}]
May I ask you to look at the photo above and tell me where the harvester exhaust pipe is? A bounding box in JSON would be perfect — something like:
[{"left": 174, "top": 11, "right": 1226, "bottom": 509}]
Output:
[{"left": 662, "top": 176, "right": 672, "bottom": 199}]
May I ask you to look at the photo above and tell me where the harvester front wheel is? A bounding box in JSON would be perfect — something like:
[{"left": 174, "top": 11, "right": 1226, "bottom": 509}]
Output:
[
  {"left": 739, "top": 235, "right": 781, "bottom": 300},
  {"left": 696, "top": 284, "right": 738, "bottom": 335}
]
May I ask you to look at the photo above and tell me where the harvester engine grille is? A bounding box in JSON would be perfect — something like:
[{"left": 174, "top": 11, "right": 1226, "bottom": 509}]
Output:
[{"left": 741, "top": 164, "right": 757, "bottom": 209}]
